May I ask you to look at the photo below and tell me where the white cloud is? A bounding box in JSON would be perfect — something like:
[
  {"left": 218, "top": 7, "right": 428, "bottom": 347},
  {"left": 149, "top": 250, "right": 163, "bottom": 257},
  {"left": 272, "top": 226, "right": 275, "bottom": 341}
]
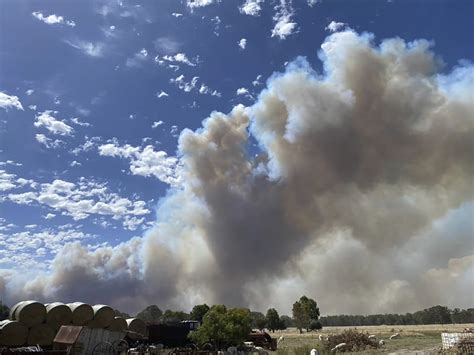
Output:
[
  {"left": 236, "top": 87, "right": 254, "bottom": 99},
  {"left": 199, "top": 84, "right": 222, "bottom": 97},
  {"left": 71, "top": 117, "right": 91, "bottom": 127},
  {"left": 126, "top": 48, "right": 149, "bottom": 67},
  {"left": 238, "top": 38, "right": 247, "bottom": 50},
  {"left": 8, "top": 178, "right": 150, "bottom": 225},
  {"left": 70, "top": 160, "right": 81, "bottom": 167},
  {"left": 0, "top": 92, "right": 24, "bottom": 111},
  {"left": 70, "top": 136, "right": 101, "bottom": 155},
  {"left": 32, "top": 11, "right": 76, "bottom": 27},
  {"left": 26, "top": 89, "right": 34, "bottom": 96},
  {"left": 152, "top": 121, "right": 164, "bottom": 128},
  {"left": 35, "top": 134, "right": 65, "bottom": 149},
  {"left": 240, "top": 0, "right": 264, "bottom": 16},
  {"left": 44, "top": 213, "right": 56, "bottom": 220},
  {"left": 307, "top": 0, "right": 319, "bottom": 6},
  {"left": 252, "top": 74, "right": 263, "bottom": 86},
  {"left": 161, "top": 53, "right": 197, "bottom": 67},
  {"left": 0, "top": 170, "right": 16, "bottom": 191},
  {"left": 172, "top": 13, "right": 183, "bottom": 17},
  {"left": 34, "top": 111, "right": 74, "bottom": 136},
  {"left": 98, "top": 143, "right": 181, "bottom": 186},
  {"left": 157, "top": 91, "right": 169, "bottom": 99},
  {"left": 271, "top": 0, "right": 298, "bottom": 39},
  {"left": 29, "top": 105, "right": 37, "bottom": 111},
  {"left": 170, "top": 75, "right": 221, "bottom": 97},
  {"left": 186, "top": 0, "right": 220, "bottom": 9},
  {"left": 211, "top": 16, "right": 221, "bottom": 36},
  {"left": 326, "top": 20, "right": 347, "bottom": 32},
  {"left": 236, "top": 87, "right": 249, "bottom": 95},
  {"left": 65, "top": 39, "right": 104, "bottom": 57}
]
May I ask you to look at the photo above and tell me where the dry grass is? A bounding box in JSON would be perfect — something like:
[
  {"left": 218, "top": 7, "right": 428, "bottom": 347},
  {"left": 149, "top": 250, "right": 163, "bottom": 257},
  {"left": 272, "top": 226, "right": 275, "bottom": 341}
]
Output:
[{"left": 271, "top": 324, "right": 474, "bottom": 354}]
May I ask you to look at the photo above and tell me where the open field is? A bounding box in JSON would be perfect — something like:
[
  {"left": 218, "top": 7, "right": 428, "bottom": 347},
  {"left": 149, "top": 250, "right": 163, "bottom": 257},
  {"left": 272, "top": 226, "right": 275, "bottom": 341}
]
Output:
[{"left": 271, "top": 324, "right": 474, "bottom": 354}]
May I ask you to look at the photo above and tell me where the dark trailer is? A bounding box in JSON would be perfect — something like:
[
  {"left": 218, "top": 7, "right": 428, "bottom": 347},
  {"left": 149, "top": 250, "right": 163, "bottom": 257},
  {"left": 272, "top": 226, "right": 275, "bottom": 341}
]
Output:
[{"left": 146, "top": 321, "right": 199, "bottom": 348}]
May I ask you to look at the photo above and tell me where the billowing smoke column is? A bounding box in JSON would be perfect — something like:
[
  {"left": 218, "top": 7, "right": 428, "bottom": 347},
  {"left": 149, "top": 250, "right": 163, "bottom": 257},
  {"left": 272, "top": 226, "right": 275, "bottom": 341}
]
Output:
[{"left": 3, "top": 31, "right": 473, "bottom": 314}]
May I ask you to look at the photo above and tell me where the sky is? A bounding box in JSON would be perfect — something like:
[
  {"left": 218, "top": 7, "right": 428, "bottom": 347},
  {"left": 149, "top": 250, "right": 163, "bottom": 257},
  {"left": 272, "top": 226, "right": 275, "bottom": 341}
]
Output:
[{"left": 0, "top": 0, "right": 473, "bottom": 316}]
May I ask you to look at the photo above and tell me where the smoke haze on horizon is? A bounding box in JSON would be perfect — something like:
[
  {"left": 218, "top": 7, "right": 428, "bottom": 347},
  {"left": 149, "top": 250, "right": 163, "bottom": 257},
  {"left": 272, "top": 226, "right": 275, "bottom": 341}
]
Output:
[{"left": 1, "top": 30, "right": 473, "bottom": 316}]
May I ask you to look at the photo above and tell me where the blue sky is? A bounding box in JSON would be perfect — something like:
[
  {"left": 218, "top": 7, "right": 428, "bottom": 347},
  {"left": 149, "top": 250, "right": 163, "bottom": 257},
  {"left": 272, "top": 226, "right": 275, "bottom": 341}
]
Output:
[{"left": 0, "top": 0, "right": 473, "bottom": 314}]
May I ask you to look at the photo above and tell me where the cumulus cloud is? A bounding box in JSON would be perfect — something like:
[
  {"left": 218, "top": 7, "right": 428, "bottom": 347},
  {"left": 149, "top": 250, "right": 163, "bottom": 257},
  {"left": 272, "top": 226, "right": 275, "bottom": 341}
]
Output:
[
  {"left": 98, "top": 143, "right": 181, "bottom": 186},
  {"left": 326, "top": 20, "right": 347, "bottom": 32},
  {"left": 35, "top": 134, "right": 65, "bottom": 149},
  {"left": 32, "top": 11, "right": 76, "bottom": 27},
  {"left": 271, "top": 0, "right": 298, "bottom": 39},
  {"left": 238, "top": 38, "right": 247, "bottom": 50},
  {"left": 7, "top": 178, "right": 150, "bottom": 225},
  {"left": 3, "top": 31, "right": 474, "bottom": 315},
  {"left": 187, "top": 0, "right": 220, "bottom": 9},
  {"left": 240, "top": 0, "right": 264, "bottom": 16},
  {"left": 170, "top": 75, "right": 221, "bottom": 97},
  {"left": 34, "top": 111, "right": 74, "bottom": 136},
  {"left": 0, "top": 92, "right": 24, "bottom": 111},
  {"left": 71, "top": 117, "right": 91, "bottom": 127}
]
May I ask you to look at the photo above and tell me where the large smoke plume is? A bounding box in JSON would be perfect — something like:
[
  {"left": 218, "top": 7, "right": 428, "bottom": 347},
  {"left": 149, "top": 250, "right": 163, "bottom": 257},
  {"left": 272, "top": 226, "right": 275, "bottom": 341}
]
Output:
[{"left": 2, "top": 31, "right": 473, "bottom": 314}]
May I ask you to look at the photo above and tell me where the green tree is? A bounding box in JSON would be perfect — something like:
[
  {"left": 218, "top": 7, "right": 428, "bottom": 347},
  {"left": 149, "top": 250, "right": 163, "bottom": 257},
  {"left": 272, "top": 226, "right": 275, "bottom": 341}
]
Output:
[
  {"left": 255, "top": 318, "right": 267, "bottom": 330},
  {"left": 0, "top": 301, "right": 9, "bottom": 321},
  {"left": 249, "top": 311, "right": 265, "bottom": 329},
  {"left": 136, "top": 305, "right": 163, "bottom": 323},
  {"left": 190, "top": 304, "right": 210, "bottom": 323},
  {"left": 265, "top": 308, "right": 280, "bottom": 332},
  {"left": 292, "top": 296, "right": 320, "bottom": 333},
  {"left": 161, "top": 309, "right": 190, "bottom": 323},
  {"left": 189, "top": 305, "right": 251, "bottom": 350}
]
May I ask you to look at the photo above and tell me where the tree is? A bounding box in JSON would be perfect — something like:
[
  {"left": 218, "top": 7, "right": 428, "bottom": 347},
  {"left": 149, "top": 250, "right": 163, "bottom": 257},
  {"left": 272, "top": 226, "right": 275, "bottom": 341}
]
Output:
[
  {"left": 114, "top": 309, "right": 130, "bottom": 318},
  {"left": 309, "top": 320, "right": 322, "bottom": 331},
  {"left": 136, "top": 305, "right": 163, "bottom": 323},
  {"left": 265, "top": 308, "right": 280, "bottom": 332},
  {"left": 190, "top": 304, "right": 210, "bottom": 323},
  {"left": 0, "top": 301, "right": 9, "bottom": 321},
  {"left": 292, "top": 296, "right": 320, "bottom": 333},
  {"left": 279, "top": 315, "right": 293, "bottom": 329},
  {"left": 161, "top": 310, "right": 190, "bottom": 323},
  {"left": 249, "top": 311, "right": 265, "bottom": 329},
  {"left": 189, "top": 305, "right": 251, "bottom": 350}
]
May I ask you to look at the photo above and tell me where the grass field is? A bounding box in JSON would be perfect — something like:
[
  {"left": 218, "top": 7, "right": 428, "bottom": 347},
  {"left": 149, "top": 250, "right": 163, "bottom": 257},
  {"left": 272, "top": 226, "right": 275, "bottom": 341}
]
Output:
[{"left": 270, "top": 324, "right": 474, "bottom": 354}]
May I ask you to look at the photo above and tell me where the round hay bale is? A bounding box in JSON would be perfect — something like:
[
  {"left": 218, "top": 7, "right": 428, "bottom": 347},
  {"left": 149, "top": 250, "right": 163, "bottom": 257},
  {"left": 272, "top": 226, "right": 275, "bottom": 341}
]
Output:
[
  {"left": 14, "top": 300, "right": 46, "bottom": 327},
  {"left": 126, "top": 318, "right": 146, "bottom": 340},
  {"left": 46, "top": 302, "right": 73, "bottom": 330},
  {"left": 8, "top": 301, "right": 25, "bottom": 320},
  {"left": 107, "top": 317, "right": 127, "bottom": 332},
  {"left": 27, "top": 323, "right": 55, "bottom": 346},
  {"left": 84, "top": 319, "right": 102, "bottom": 329},
  {"left": 92, "top": 304, "right": 114, "bottom": 328},
  {"left": 68, "top": 302, "right": 94, "bottom": 326},
  {"left": 0, "top": 320, "right": 28, "bottom": 346}
]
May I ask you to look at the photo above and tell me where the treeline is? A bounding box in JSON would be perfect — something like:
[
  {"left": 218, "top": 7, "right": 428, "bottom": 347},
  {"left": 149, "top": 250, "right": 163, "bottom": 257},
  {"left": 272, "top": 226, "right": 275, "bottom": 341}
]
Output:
[{"left": 320, "top": 305, "right": 474, "bottom": 326}]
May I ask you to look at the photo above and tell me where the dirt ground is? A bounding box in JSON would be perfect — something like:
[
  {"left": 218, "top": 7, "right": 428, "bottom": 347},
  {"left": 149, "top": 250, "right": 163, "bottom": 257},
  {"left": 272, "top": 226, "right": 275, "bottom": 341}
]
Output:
[{"left": 270, "top": 324, "right": 474, "bottom": 354}]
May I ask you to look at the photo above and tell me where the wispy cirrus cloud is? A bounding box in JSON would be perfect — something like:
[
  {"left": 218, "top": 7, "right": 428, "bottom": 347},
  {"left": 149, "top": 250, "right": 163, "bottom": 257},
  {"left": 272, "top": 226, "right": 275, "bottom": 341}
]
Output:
[{"left": 64, "top": 39, "right": 105, "bottom": 57}]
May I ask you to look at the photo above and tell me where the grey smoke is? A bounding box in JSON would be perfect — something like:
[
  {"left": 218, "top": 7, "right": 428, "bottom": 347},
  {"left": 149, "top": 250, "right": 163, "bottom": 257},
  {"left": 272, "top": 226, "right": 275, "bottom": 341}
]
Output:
[{"left": 2, "top": 30, "right": 473, "bottom": 315}]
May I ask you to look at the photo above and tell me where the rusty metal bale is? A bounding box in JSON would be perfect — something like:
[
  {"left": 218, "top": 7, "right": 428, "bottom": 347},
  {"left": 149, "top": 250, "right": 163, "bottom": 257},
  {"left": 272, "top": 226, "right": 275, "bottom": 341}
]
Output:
[
  {"left": 0, "top": 320, "right": 28, "bottom": 347},
  {"left": 27, "top": 323, "right": 55, "bottom": 346},
  {"left": 107, "top": 317, "right": 128, "bottom": 332},
  {"left": 68, "top": 302, "right": 94, "bottom": 326},
  {"left": 92, "top": 304, "right": 115, "bottom": 328},
  {"left": 12, "top": 300, "right": 46, "bottom": 327},
  {"left": 46, "top": 302, "right": 73, "bottom": 331},
  {"left": 126, "top": 318, "right": 146, "bottom": 340}
]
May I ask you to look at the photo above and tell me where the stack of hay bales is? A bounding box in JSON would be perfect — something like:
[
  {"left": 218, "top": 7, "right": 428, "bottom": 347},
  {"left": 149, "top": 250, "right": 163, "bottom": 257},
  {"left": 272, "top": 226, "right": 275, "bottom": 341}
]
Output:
[{"left": 0, "top": 300, "right": 145, "bottom": 349}]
